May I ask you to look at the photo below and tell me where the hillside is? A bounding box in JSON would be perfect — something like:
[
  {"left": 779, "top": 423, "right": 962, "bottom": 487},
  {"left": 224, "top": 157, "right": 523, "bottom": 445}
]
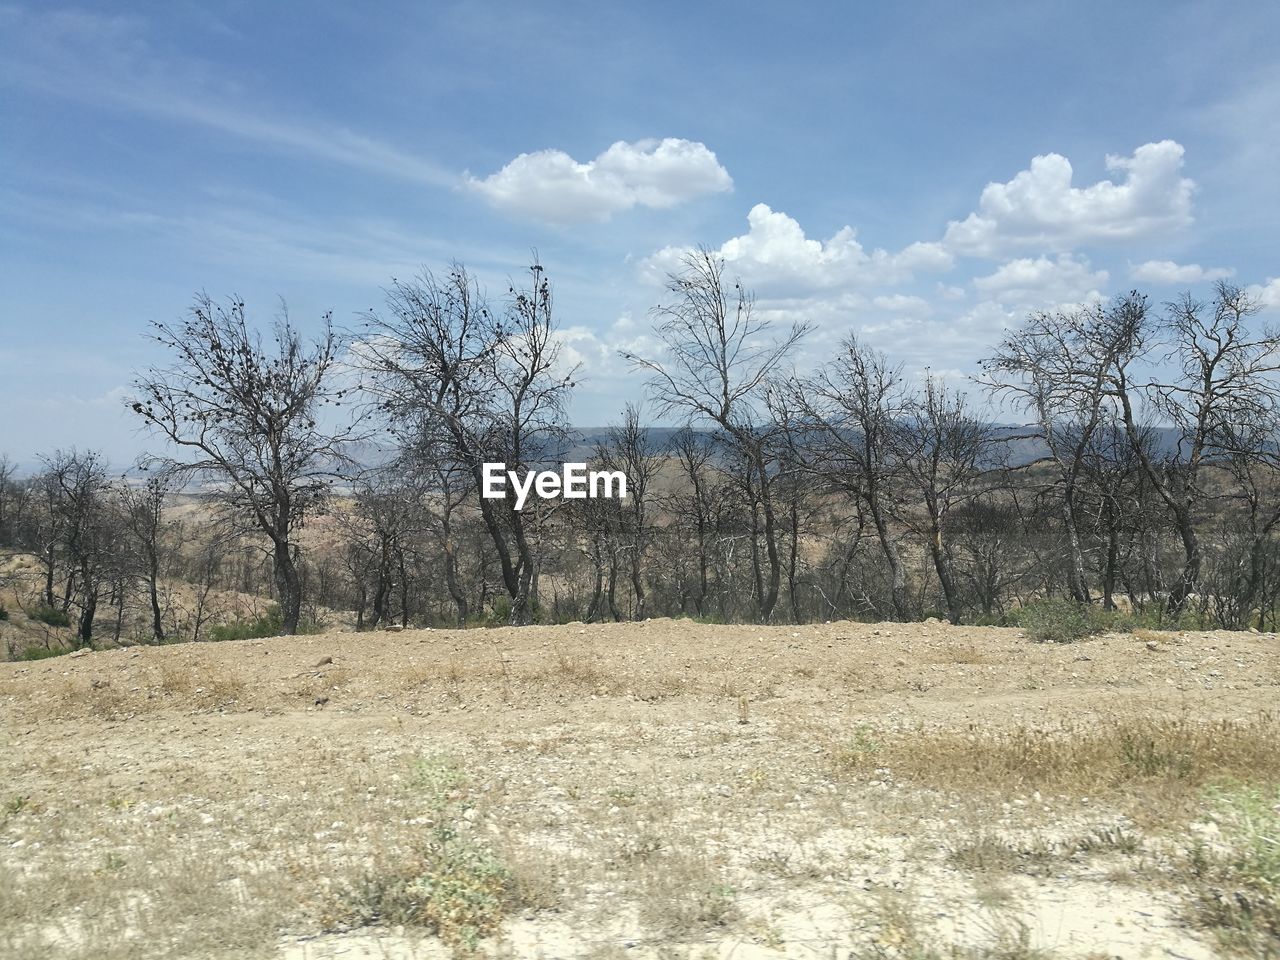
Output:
[{"left": 2, "top": 619, "right": 1278, "bottom": 958}]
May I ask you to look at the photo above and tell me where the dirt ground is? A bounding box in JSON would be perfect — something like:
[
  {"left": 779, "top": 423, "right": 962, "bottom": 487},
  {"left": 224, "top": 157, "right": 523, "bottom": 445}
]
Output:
[{"left": 2, "top": 618, "right": 1278, "bottom": 959}]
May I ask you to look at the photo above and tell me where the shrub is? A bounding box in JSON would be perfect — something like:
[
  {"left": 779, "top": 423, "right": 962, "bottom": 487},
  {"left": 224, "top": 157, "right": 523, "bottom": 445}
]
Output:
[
  {"left": 327, "top": 756, "right": 520, "bottom": 950},
  {"left": 336, "top": 827, "right": 515, "bottom": 949},
  {"left": 206, "top": 603, "right": 324, "bottom": 641},
  {"left": 483, "top": 595, "right": 545, "bottom": 626},
  {"left": 1012, "top": 598, "right": 1103, "bottom": 643},
  {"left": 1186, "top": 784, "right": 1280, "bottom": 952},
  {"left": 29, "top": 605, "right": 70, "bottom": 628},
  {"left": 208, "top": 604, "right": 284, "bottom": 641},
  {"left": 0, "top": 602, "right": 8, "bottom": 621},
  {"left": 18, "top": 645, "right": 68, "bottom": 661}
]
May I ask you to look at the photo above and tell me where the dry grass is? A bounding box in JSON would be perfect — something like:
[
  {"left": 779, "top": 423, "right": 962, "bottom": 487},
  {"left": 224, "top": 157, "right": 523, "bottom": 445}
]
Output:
[
  {"left": 1181, "top": 783, "right": 1280, "bottom": 957},
  {"left": 830, "top": 712, "right": 1280, "bottom": 800},
  {"left": 3, "top": 619, "right": 1279, "bottom": 958}
]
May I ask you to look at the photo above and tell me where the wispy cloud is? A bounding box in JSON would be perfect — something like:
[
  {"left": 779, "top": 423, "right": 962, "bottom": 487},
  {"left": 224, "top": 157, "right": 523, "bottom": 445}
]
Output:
[{"left": 0, "top": 7, "right": 456, "bottom": 188}]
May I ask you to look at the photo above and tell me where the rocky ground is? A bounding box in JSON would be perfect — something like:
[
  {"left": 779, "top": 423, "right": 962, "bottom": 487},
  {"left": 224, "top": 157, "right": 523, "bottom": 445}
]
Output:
[{"left": 2, "top": 619, "right": 1278, "bottom": 959}]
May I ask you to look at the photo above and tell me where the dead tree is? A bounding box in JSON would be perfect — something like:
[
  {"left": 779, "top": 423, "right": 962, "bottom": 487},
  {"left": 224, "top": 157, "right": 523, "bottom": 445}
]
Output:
[
  {"left": 1111, "top": 283, "right": 1279, "bottom": 614},
  {"left": 663, "top": 427, "right": 720, "bottom": 616},
  {"left": 359, "top": 261, "right": 575, "bottom": 625},
  {"left": 39, "top": 449, "right": 116, "bottom": 646},
  {"left": 624, "top": 249, "right": 808, "bottom": 622},
  {"left": 982, "top": 301, "right": 1143, "bottom": 604},
  {"left": 129, "top": 294, "right": 360, "bottom": 635},
  {"left": 595, "top": 404, "right": 662, "bottom": 619},
  {"left": 793, "top": 336, "right": 913, "bottom": 620},
  {"left": 119, "top": 469, "right": 177, "bottom": 642},
  {"left": 893, "top": 378, "right": 988, "bottom": 625}
]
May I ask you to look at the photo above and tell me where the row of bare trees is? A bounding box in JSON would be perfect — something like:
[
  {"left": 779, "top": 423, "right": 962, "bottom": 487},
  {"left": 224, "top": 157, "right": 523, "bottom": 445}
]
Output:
[
  {"left": 5, "top": 252, "right": 1280, "bottom": 646},
  {"left": 0, "top": 451, "right": 180, "bottom": 647}
]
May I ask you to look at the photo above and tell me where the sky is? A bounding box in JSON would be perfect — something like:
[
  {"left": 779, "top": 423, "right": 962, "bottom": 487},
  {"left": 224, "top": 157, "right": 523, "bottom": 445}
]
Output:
[{"left": 2, "top": 1, "right": 1279, "bottom": 468}]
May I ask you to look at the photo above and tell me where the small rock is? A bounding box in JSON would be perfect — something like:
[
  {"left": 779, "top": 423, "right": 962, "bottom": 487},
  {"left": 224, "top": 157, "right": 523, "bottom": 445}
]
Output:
[
  {"left": 313, "top": 656, "right": 333, "bottom": 668},
  {"left": 1145, "top": 640, "right": 1160, "bottom": 651}
]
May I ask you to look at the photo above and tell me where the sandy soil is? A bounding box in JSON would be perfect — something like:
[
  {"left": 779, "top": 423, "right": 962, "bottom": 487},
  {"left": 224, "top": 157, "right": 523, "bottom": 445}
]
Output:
[{"left": 2, "top": 618, "right": 1277, "bottom": 958}]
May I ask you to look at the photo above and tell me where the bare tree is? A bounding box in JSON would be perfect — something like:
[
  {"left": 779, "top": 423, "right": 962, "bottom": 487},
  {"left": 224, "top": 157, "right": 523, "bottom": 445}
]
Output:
[
  {"left": 38, "top": 449, "right": 117, "bottom": 646},
  {"left": 982, "top": 299, "right": 1144, "bottom": 603},
  {"left": 341, "top": 467, "right": 421, "bottom": 630},
  {"left": 1111, "top": 283, "right": 1279, "bottom": 614},
  {"left": 663, "top": 427, "right": 721, "bottom": 617},
  {"left": 893, "top": 378, "right": 988, "bottom": 624},
  {"left": 360, "top": 261, "right": 576, "bottom": 625},
  {"left": 398, "top": 421, "right": 474, "bottom": 626},
  {"left": 624, "top": 249, "right": 808, "bottom": 621},
  {"left": 119, "top": 469, "right": 177, "bottom": 642},
  {"left": 794, "top": 336, "right": 912, "bottom": 620},
  {"left": 0, "top": 454, "right": 23, "bottom": 548},
  {"left": 129, "top": 294, "right": 360, "bottom": 635},
  {"left": 595, "top": 404, "right": 662, "bottom": 619}
]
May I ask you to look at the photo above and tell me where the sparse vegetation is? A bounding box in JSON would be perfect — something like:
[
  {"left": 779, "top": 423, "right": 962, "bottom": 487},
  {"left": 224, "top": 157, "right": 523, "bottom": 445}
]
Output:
[
  {"left": 16, "top": 644, "right": 66, "bottom": 661},
  {"left": 330, "top": 827, "right": 518, "bottom": 951},
  {"left": 1, "top": 619, "right": 1272, "bottom": 958},
  {"left": 1184, "top": 783, "right": 1280, "bottom": 955},
  {"left": 27, "top": 604, "right": 70, "bottom": 628},
  {"left": 206, "top": 604, "right": 285, "bottom": 642},
  {"left": 829, "top": 713, "right": 1280, "bottom": 797},
  {"left": 4, "top": 280, "right": 1280, "bottom": 649},
  {"left": 1008, "top": 598, "right": 1103, "bottom": 644}
]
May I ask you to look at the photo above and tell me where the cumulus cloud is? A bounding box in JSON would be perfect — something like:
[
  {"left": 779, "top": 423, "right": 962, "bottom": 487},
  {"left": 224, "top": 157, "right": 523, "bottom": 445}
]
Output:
[
  {"left": 644, "top": 203, "right": 952, "bottom": 293},
  {"left": 1248, "top": 277, "right": 1280, "bottom": 310},
  {"left": 972, "top": 254, "right": 1108, "bottom": 306},
  {"left": 872, "top": 293, "right": 932, "bottom": 315},
  {"left": 465, "top": 138, "right": 732, "bottom": 224},
  {"left": 1130, "top": 259, "right": 1235, "bottom": 284},
  {"left": 944, "top": 141, "right": 1195, "bottom": 257},
  {"left": 549, "top": 315, "right": 666, "bottom": 383}
]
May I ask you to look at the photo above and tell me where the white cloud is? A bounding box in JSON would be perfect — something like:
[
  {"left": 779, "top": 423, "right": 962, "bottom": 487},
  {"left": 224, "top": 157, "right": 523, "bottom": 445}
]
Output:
[
  {"left": 550, "top": 317, "right": 667, "bottom": 384},
  {"left": 972, "top": 254, "right": 1108, "bottom": 306},
  {"left": 944, "top": 141, "right": 1195, "bottom": 257},
  {"left": 872, "top": 293, "right": 931, "bottom": 315},
  {"left": 644, "top": 203, "right": 952, "bottom": 293},
  {"left": 1130, "top": 259, "right": 1235, "bottom": 284},
  {"left": 465, "top": 138, "right": 732, "bottom": 224},
  {"left": 1247, "top": 277, "right": 1280, "bottom": 310}
]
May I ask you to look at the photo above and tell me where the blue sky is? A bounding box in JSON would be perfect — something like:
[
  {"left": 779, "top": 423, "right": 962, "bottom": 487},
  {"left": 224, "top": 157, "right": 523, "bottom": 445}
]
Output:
[{"left": 2, "top": 1, "right": 1279, "bottom": 466}]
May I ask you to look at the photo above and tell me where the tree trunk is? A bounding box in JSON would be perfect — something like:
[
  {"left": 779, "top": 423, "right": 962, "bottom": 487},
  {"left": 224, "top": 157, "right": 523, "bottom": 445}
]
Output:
[
  {"left": 606, "top": 550, "right": 622, "bottom": 622},
  {"left": 148, "top": 553, "right": 165, "bottom": 642},
  {"left": 869, "top": 495, "right": 909, "bottom": 620},
  {"left": 585, "top": 539, "right": 605, "bottom": 623},
  {"left": 758, "top": 488, "right": 782, "bottom": 621},
  {"left": 1102, "top": 518, "right": 1119, "bottom": 612},
  {"left": 629, "top": 554, "right": 646, "bottom": 621},
  {"left": 77, "top": 588, "right": 97, "bottom": 648},
  {"left": 1167, "top": 510, "right": 1200, "bottom": 616},
  {"left": 1062, "top": 490, "right": 1091, "bottom": 604},
  {"left": 273, "top": 540, "right": 303, "bottom": 635},
  {"left": 929, "top": 525, "right": 961, "bottom": 624},
  {"left": 113, "top": 585, "right": 125, "bottom": 644},
  {"left": 43, "top": 550, "right": 56, "bottom": 609},
  {"left": 441, "top": 523, "right": 468, "bottom": 626},
  {"left": 788, "top": 494, "right": 801, "bottom": 623}
]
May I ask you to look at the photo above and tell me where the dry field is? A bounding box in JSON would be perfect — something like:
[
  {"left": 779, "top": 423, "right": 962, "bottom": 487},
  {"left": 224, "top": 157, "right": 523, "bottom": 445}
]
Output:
[{"left": 1, "top": 619, "right": 1279, "bottom": 959}]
